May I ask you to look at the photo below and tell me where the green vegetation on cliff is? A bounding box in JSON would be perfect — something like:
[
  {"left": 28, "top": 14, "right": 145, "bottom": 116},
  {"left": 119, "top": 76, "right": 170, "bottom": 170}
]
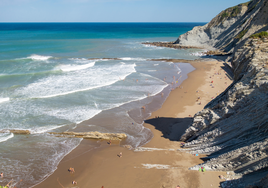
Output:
[
  {"left": 235, "top": 29, "right": 249, "bottom": 39},
  {"left": 220, "top": 5, "right": 242, "bottom": 22},
  {"left": 250, "top": 31, "right": 268, "bottom": 39},
  {"left": 219, "top": 0, "right": 254, "bottom": 22}
]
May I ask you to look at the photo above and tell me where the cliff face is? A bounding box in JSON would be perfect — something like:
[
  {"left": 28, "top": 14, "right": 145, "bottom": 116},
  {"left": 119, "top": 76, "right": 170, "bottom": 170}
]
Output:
[
  {"left": 175, "top": 0, "right": 268, "bottom": 53},
  {"left": 177, "top": 0, "right": 268, "bottom": 187}
]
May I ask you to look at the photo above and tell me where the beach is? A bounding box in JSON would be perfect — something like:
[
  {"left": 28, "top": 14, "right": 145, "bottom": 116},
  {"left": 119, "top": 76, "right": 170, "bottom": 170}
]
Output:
[{"left": 34, "top": 58, "right": 233, "bottom": 188}]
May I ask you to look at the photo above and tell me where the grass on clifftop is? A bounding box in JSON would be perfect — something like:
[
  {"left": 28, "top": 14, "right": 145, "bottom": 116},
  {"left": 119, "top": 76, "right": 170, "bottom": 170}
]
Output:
[
  {"left": 250, "top": 31, "right": 268, "bottom": 39},
  {"left": 219, "top": 0, "right": 253, "bottom": 22},
  {"left": 240, "top": 0, "right": 252, "bottom": 7},
  {"left": 220, "top": 5, "right": 242, "bottom": 22}
]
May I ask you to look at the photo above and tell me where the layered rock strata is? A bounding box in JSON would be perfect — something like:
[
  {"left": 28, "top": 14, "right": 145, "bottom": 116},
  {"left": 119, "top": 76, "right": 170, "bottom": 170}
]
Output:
[
  {"left": 175, "top": 0, "right": 268, "bottom": 53},
  {"left": 181, "top": 37, "right": 268, "bottom": 174},
  {"left": 174, "top": 0, "right": 268, "bottom": 187}
]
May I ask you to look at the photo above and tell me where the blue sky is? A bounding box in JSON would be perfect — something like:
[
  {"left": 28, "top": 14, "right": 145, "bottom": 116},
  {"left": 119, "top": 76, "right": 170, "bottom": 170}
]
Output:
[{"left": 0, "top": 0, "right": 249, "bottom": 22}]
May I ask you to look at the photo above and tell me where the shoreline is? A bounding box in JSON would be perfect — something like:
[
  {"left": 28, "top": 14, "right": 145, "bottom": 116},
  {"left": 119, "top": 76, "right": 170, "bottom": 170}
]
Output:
[{"left": 34, "top": 58, "right": 233, "bottom": 188}]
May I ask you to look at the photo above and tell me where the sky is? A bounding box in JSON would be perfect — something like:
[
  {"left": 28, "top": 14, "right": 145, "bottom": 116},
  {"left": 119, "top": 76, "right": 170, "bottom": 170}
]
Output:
[{"left": 0, "top": 0, "right": 249, "bottom": 22}]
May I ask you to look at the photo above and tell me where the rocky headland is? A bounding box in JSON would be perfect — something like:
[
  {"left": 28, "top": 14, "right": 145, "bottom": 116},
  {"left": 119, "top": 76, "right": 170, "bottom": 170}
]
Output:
[{"left": 173, "top": 0, "right": 268, "bottom": 187}]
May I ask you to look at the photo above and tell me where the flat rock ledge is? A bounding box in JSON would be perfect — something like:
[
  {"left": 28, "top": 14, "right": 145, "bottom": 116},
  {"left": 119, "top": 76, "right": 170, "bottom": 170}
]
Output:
[
  {"left": 142, "top": 42, "right": 203, "bottom": 49},
  {"left": 0, "top": 129, "right": 31, "bottom": 134},
  {"left": 48, "top": 131, "right": 127, "bottom": 140},
  {"left": 205, "top": 50, "right": 230, "bottom": 56}
]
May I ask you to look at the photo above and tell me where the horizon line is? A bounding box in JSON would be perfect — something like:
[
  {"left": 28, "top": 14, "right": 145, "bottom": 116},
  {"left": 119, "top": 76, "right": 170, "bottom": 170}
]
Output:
[{"left": 0, "top": 21, "right": 208, "bottom": 23}]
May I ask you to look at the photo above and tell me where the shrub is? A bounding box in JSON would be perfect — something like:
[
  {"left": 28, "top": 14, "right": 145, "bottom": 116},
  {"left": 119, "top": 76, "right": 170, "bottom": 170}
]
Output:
[
  {"left": 250, "top": 31, "right": 268, "bottom": 39},
  {"left": 231, "top": 6, "right": 240, "bottom": 17},
  {"left": 235, "top": 29, "right": 249, "bottom": 39}
]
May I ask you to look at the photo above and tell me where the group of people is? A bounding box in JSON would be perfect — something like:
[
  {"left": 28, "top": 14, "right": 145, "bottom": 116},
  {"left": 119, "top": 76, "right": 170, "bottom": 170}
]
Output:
[{"left": 68, "top": 167, "right": 77, "bottom": 185}]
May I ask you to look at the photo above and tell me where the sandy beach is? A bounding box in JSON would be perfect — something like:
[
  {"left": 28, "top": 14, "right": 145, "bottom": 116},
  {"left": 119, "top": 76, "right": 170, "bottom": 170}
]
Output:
[{"left": 34, "top": 58, "right": 233, "bottom": 188}]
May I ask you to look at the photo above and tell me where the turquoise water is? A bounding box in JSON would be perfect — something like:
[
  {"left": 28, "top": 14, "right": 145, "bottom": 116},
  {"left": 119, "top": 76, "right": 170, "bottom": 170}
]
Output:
[{"left": 0, "top": 23, "right": 205, "bottom": 187}]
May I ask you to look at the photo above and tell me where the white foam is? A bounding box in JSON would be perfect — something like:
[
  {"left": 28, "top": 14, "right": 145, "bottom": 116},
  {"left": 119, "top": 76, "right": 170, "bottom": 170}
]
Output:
[
  {"left": 109, "top": 83, "right": 168, "bottom": 110},
  {"left": 27, "top": 54, "right": 52, "bottom": 61},
  {"left": 142, "top": 44, "right": 165, "bottom": 50},
  {"left": 58, "top": 62, "right": 95, "bottom": 72},
  {"left": 18, "top": 63, "right": 136, "bottom": 99},
  {"left": 100, "top": 59, "right": 109, "bottom": 61},
  {"left": 121, "top": 57, "right": 132, "bottom": 60},
  {"left": 35, "top": 80, "right": 118, "bottom": 99},
  {"left": 43, "top": 107, "right": 102, "bottom": 124},
  {"left": 68, "top": 58, "right": 95, "bottom": 63},
  {"left": 0, "top": 132, "right": 14, "bottom": 143},
  {"left": 120, "top": 57, "right": 147, "bottom": 61},
  {"left": 190, "top": 50, "right": 208, "bottom": 57},
  {"left": 0, "top": 98, "right": 10, "bottom": 103},
  {"left": 141, "top": 164, "right": 172, "bottom": 169},
  {"left": 139, "top": 73, "right": 167, "bottom": 85},
  {"left": 30, "top": 125, "right": 67, "bottom": 134}
]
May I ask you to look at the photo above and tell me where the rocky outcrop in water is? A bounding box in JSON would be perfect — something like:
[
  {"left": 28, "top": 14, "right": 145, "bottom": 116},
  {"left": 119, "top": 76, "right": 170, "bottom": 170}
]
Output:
[
  {"left": 142, "top": 42, "right": 202, "bottom": 49},
  {"left": 0, "top": 130, "right": 31, "bottom": 134},
  {"left": 176, "top": 0, "right": 268, "bottom": 187},
  {"left": 49, "top": 131, "right": 127, "bottom": 140}
]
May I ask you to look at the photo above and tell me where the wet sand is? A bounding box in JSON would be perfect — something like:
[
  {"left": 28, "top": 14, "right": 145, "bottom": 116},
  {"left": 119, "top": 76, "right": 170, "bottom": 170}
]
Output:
[{"left": 34, "top": 59, "right": 233, "bottom": 188}]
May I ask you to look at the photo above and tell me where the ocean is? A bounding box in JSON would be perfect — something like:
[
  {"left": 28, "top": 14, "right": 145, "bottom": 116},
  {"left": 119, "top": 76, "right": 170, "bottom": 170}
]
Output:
[{"left": 0, "top": 22, "right": 205, "bottom": 187}]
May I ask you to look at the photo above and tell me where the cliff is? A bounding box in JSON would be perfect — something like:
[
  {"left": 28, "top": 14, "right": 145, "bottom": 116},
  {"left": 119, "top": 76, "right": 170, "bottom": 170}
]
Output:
[
  {"left": 176, "top": 0, "right": 268, "bottom": 187},
  {"left": 175, "top": 0, "right": 268, "bottom": 53}
]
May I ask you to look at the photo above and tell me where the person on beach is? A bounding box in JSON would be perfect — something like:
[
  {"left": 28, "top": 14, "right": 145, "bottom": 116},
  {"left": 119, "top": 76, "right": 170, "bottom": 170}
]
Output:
[
  {"left": 200, "top": 167, "right": 205, "bottom": 172},
  {"left": 72, "top": 180, "right": 77, "bottom": 185},
  {"left": 108, "top": 140, "right": 111, "bottom": 145},
  {"left": 68, "top": 167, "right": 75, "bottom": 173},
  {"left": 119, "top": 152, "right": 122, "bottom": 157},
  {"left": 176, "top": 185, "right": 180, "bottom": 188},
  {"left": 0, "top": 172, "right": 3, "bottom": 178}
]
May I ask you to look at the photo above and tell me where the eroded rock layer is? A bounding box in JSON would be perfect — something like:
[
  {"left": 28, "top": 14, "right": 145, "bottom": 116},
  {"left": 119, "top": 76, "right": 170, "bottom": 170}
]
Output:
[
  {"left": 175, "top": 0, "right": 268, "bottom": 53},
  {"left": 176, "top": 0, "right": 268, "bottom": 187},
  {"left": 49, "top": 131, "right": 127, "bottom": 140}
]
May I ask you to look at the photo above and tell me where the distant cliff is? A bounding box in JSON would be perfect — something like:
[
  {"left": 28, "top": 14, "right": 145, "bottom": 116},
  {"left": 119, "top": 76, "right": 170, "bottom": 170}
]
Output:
[
  {"left": 177, "top": 0, "right": 268, "bottom": 187},
  {"left": 175, "top": 0, "right": 268, "bottom": 53}
]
